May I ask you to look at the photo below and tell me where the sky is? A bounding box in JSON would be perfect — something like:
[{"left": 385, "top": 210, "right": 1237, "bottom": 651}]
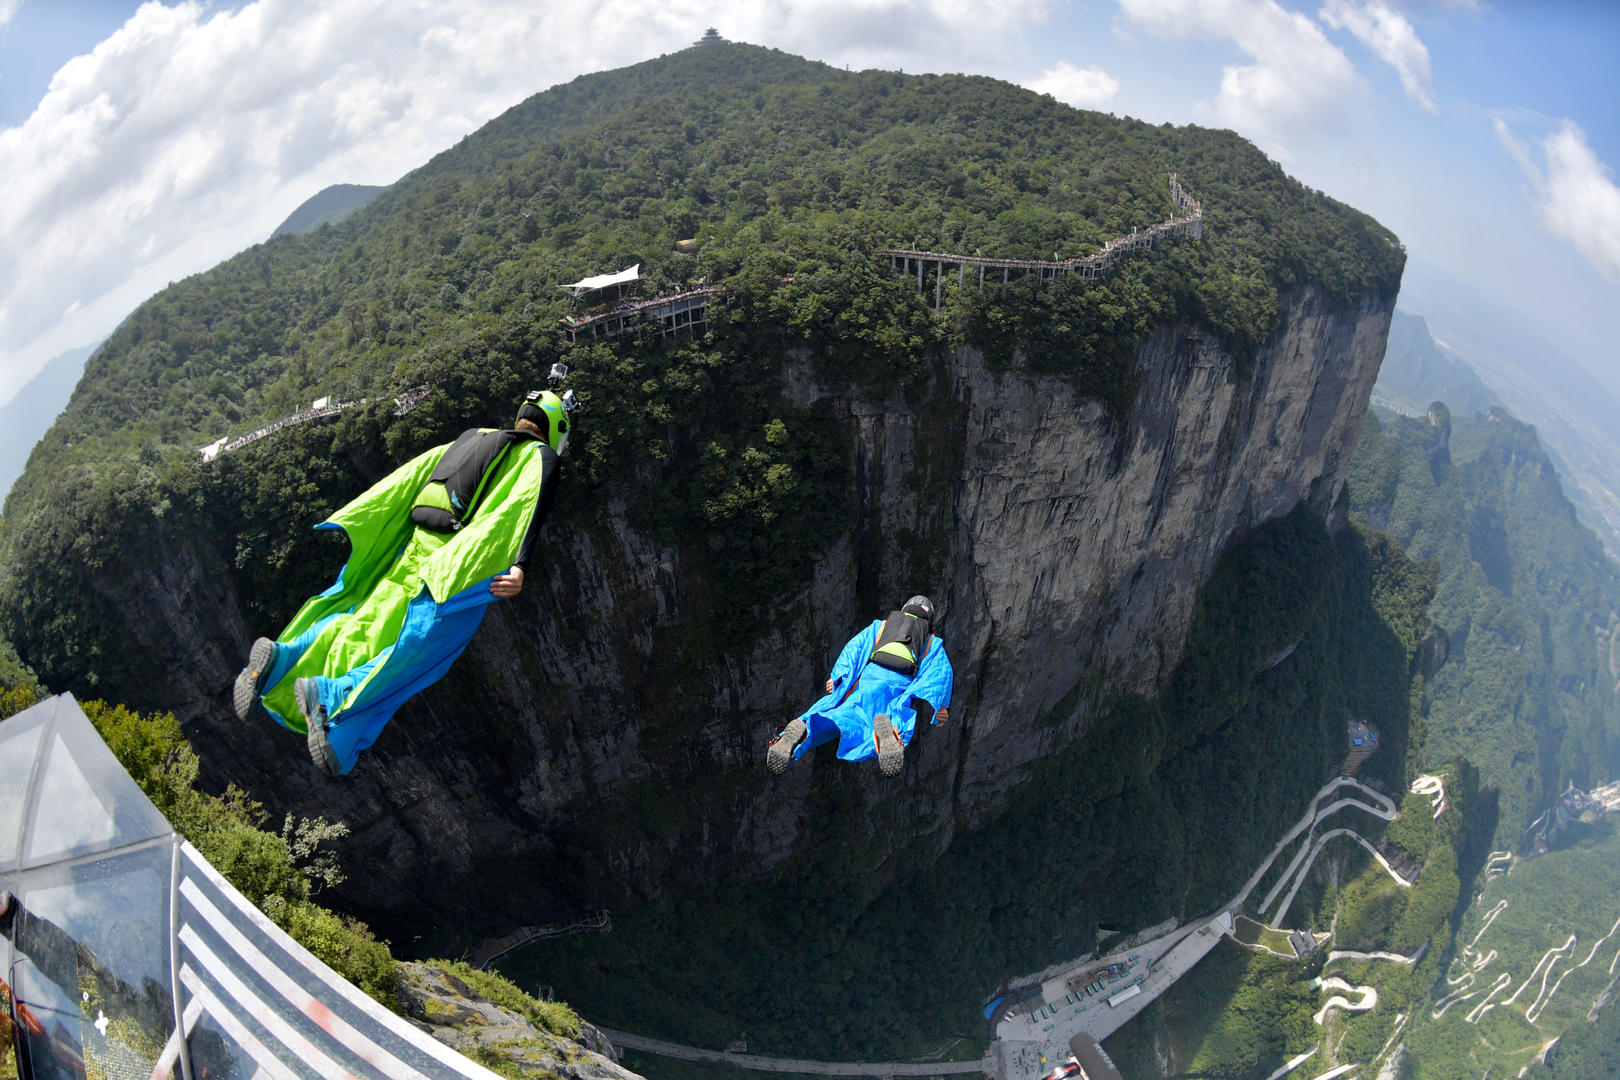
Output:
[{"left": 0, "top": 0, "right": 1617, "bottom": 409}]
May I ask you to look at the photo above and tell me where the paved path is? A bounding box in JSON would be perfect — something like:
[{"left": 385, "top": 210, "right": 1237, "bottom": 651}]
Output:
[
  {"left": 1313, "top": 978, "right": 1377, "bottom": 1025},
  {"left": 1411, "top": 775, "right": 1446, "bottom": 818},
  {"left": 1258, "top": 788, "right": 1399, "bottom": 919},
  {"left": 598, "top": 1029, "right": 990, "bottom": 1075},
  {"left": 1240, "top": 778, "right": 1396, "bottom": 912},
  {"left": 1265, "top": 1044, "right": 1320, "bottom": 1080},
  {"left": 1271, "top": 828, "right": 1410, "bottom": 925},
  {"left": 1326, "top": 950, "right": 1414, "bottom": 966}
]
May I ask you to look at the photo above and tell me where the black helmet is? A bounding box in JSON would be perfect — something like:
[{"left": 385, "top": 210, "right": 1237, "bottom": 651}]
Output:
[{"left": 902, "top": 595, "right": 934, "bottom": 623}]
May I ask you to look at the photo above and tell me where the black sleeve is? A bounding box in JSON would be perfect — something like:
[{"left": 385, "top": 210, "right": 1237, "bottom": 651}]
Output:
[{"left": 513, "top": 445, "right": 560, "bottom": 570}]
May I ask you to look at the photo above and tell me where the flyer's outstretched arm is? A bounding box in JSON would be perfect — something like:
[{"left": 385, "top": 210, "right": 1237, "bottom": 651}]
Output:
[{"left": 827, "top": 621, "right": 880, "bottom": 695}]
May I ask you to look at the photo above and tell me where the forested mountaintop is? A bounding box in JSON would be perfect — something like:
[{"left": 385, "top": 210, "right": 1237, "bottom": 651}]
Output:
[
  {"left": 270, "top": 183, "right": 387, "bottom": 238},
  {"left": 9, "top": 43, "right": 1399, "bottom": 493}
]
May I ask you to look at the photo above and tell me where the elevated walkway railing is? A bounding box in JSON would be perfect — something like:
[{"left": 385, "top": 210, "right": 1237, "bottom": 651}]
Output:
[{"left": 884, "top": 172, "right": 1204, "bottom": 308}]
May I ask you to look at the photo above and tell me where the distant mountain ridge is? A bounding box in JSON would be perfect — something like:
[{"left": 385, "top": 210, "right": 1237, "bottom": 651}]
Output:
[
  {"left": 1372, "top": 310, "right": 1498, "bottom": 418},
  {"left": 270, "top": 183, "right": 386, "bottom": 237},
  {"left": 0, "top": 342, "right": 97, "bottom": 504},
  {"left": 1397, "top": 260, "right": 1620, "bottom": 555}
]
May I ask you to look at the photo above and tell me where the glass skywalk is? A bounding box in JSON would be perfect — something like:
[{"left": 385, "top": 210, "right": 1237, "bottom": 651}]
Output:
[{"left": 1, "top": 694, "right": 502, "bottom": 1080}]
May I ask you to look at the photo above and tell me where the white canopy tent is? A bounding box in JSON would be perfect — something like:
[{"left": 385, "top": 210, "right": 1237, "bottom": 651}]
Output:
[{"left": 558, "top": 264, "right": 640, "bottom": 297}]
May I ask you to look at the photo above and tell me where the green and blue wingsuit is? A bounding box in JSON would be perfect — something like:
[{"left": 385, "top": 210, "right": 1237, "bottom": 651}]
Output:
[{"left": 255, "top": 431, "right": 558, "bottom": 774}]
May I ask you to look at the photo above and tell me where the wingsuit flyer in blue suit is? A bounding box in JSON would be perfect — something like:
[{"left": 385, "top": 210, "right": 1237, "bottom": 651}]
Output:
[{"left": 768, "top": 595, "right": 953, "bottom": 777}]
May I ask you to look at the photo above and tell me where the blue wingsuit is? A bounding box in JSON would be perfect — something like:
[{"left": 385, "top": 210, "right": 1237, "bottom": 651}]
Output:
[{"left": 791, "top": 620, "right": 954, "bottom": 765}]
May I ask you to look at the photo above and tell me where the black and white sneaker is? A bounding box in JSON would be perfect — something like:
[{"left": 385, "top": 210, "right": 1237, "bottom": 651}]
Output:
[
  {"left": 873, "top": 714, "right": 904, "bottom": 777},
  {"left": 767, "top": 718, "right": 807, "bottom": 775},
  {"left": 233, "top": 638, "right": 277, "bottom": 722},
  {"left": 295, "top": 677, "right": 341, "bottom": 779}
]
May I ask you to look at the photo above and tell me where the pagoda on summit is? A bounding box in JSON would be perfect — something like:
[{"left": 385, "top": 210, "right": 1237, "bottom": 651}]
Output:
[{"left": 694, "top": 27, "right": 726, "bottom": 46}]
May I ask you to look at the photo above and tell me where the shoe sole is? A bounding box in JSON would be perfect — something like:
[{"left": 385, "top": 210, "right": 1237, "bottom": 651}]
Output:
[
  {"left": 233, "top": 638, "right": 277, "bottom": 722},
  {"left": 767, "top": 718, "right": 807, "bottom": 775},
  {"left": 874, "top": 714, "right": 903, "bottom": 777},
  {"left": 297, "top": 677, "right": 342, "bottom": 779}
]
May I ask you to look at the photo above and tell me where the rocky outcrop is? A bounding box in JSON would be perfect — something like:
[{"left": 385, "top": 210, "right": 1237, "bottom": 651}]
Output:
[
  {"left": 398, "top": 962, "right": 643, "bottom": 1080},
  {"left": 172, "top": 285, "right": 1391, "bottom": 940}
]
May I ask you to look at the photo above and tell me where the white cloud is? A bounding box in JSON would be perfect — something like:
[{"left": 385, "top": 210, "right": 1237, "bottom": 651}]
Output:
[
  {"left": 1116, "top": 0, "right": 1356, "bottom": 141},
  {"left": 1025, "top": 61, "right": 1120, "bottom": 109},
  {"left": 1497, "top": 117, "right": 1620, "bottom": 283},
  {"left": 0, "top": 0, "right": 23, "bottom": 30},
  {"left": 1319, "top": 0, "right": 1437, "bottom": 113},
  {"left": 0, "top": 0, "right": 1053, "bottom": 405}
]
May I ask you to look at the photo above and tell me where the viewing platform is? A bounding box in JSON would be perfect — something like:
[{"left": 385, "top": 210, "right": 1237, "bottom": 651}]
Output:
[{"left": 561, "top": 285, "right": 717, "bottom": 343}]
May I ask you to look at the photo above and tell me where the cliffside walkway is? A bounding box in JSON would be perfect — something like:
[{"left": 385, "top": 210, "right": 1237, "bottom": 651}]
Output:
[
  {"left": 884, "top": 173, "right": 1203, "bottom": 309},
  {"left": 472, "top": 910, "right": 611, "bottom": 969},
  {"left": 0, "top": 695, "right": 519, "bottom": 1080},
  {"left": 199, "top": 382, "right": 433, "bottom": 462},
  {"left": 597, "top": 1028, "right": 989, "bottom": 1075}
]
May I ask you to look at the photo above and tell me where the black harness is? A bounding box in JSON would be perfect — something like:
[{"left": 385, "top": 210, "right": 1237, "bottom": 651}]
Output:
[
  {"left": 410, "top": 428, "right": 540, "bottom": 532},
  {"left": 868, "top": 611, "right": 932, "bottom": 677}
]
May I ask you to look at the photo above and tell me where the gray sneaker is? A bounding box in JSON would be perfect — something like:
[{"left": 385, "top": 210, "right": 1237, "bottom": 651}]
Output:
[
  {"left": 767, "top": 718, "right": 807, "bottom": 775},
  {"left": 233, "top": 638, "right": 277, "bottom": 722},
  {"left": 296, "top": 677, "right": 341, "bottom": 779},
  {"left": 873, "top": 714, "right": 903, "bottom": 777}
]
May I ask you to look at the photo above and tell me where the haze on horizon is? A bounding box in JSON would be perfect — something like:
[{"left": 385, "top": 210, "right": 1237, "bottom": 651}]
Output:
[{"left": 0, "top": 0, "right": 1616, "bottom": 410}]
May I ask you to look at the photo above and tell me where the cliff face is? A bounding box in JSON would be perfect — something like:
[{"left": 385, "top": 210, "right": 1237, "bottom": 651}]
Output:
[{"left": 168, "top": 285, "right": 1391, "bottom": 938}]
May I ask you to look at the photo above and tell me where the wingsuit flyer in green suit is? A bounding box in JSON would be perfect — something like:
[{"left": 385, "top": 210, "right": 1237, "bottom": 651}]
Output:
[{"left": 232, "top": 388, "right": 571, "bottom": 778}]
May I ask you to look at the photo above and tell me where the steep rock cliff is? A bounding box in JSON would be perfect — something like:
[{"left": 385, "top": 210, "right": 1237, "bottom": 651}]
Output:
[{"left": 158, "top": 284, "right": 1392, "bottom": 940}]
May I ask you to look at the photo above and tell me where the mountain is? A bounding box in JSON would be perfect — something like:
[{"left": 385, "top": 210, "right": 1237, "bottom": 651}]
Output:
[
  {"left": 1398, "top": 259, "right": 1620, "bottom": 555},
  {"left": 0, "top": 341, "right": 97, "bottom": 503},
  {"left": 1371, "top": 310, "right": 1498, "bottom": 418},
  {"left": 1349, "top": 406, "right": 1620, "bottom": 836},
  {"left": 0, "top": 43, "right": 1408, "bottom": 1062},
  {"left": 270, "top": 183, "right": 387, "bottom": 238}
]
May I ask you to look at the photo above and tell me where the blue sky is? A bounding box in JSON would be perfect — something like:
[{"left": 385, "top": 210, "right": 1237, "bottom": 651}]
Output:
[{"left": 0, "top": 0, "right": 1616, "bottom": 407}]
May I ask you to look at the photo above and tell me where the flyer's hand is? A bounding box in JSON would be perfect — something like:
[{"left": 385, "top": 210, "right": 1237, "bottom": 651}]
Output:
[
  {"left": 825, "top": 679, "right": 835, "bottom": 694},
  {"left": 935, "top": 706, "right": 949, "bottom": 724},
  {"left": 491, "top": 566, "right": 525, "bottom": 598}
]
